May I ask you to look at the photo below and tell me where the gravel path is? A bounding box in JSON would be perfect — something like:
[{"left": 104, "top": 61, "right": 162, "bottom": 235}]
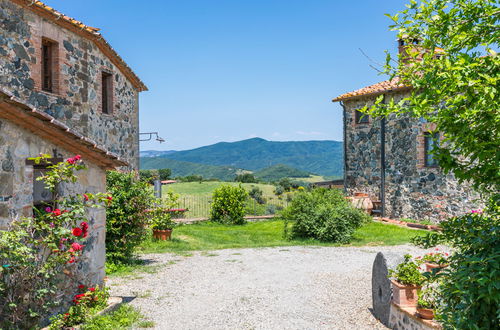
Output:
[{"left": 108, "top": 245, "right": 431, "bottom": 330}]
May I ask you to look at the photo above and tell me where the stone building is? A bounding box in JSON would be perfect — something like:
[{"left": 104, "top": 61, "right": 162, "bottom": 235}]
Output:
[
  {"left": 0, "top": 0, "right": 146, "bottom": 283},
  {"left": 332, "top": 43, "right": 479, "bottom": 222}
]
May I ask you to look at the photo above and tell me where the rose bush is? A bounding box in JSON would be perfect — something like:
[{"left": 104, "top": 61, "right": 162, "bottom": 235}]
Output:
[{"left": 0, "top": 154, "right": 109, "bottom": 329}]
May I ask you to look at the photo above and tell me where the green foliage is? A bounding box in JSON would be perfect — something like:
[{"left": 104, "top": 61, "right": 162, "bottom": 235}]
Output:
[
  {"left": 234, "top": 173, "right": 258, "bottom": 183},
  {"left": 106, "top": 171, "right": 155, "bottom": 264},
  {"left": 158, "top": 168, "right": 171, "bottom": 180},
  {"left": 420, "top": 249, "right": 449, "bottom": 265},
  {"left": 210, "top": 185, "right": 248, "bottom": 225},
  {"left": 418, "top": 286, "right": 439, "bottom": 309},
  {"left": 254, "top": 164, "right": 312, "bottom": 182},
  {"left": 141, "top": 138, "right": 343, "bottom": 177},
  {"left": 412, "top": 201, "right": 500, "bottom": 329},
  {"left": 281, "top": 188, "right": 371, "bottom": 243},
  {"left": 178, "top": 174, "right": 204, "bottom": 182},
  {"left": 49, "top": 285, "right": 109, "bottom": 329},
  {"left": 138, "top": 169, "right": 159, "bottom": 184},
  {"left": 248, "top": 186, "right": 266, "bottom": 204},
  {"left": 366, "top": 0, "right": 500, "bottom": 193},
  {"left": 141, "top": 158, "right": 240, "bottom": 181},
  {"left": 81, "top": 304, "right": 153, "bottom": 330},
  {"left": 0, "top": 155, "right": 108, "bottom": 329},
  {"left": 149, "top": 193, "right": 179, "bottom": 230},
  {"left": 389, "top": 254, "right": 425, "bottom": 286}
]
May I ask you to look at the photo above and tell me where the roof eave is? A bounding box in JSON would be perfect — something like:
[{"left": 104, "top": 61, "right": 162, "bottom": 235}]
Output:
[{"left": 332, "top": 86, "right": 412, "bottom": 103}]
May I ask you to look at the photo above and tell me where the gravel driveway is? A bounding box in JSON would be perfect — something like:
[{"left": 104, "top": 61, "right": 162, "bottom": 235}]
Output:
[{"left": 108, "top": 245, "right": 429, "bottom": 330}]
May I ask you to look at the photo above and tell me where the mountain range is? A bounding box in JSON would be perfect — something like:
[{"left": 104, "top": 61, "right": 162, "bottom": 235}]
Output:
[{"left": 140, "top": 137, "right": 343, "bottom": 180}]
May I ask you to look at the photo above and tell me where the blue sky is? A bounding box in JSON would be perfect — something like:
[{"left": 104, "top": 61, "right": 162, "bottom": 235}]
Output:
[{"left": 43, "top": 0, "right": 407, "bottom": 151}]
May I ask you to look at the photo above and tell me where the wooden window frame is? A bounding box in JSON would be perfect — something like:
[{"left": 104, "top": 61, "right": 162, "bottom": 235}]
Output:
[
  {"left": 41, "top": 38, "right": 58, "bottom": 93},
  {"left": 101, "top": 71, "right": 113, "bottom": 114}
]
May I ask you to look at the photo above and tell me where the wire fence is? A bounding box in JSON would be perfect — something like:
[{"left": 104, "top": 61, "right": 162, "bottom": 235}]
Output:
[{"left": 173, "top": 195, "right": 289, "bottom": 219}]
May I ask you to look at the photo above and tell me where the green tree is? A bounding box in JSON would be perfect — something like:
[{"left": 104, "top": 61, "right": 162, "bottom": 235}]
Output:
[
  {"left": 138, "top": 169, "right": 159, "bottom": 184},
  {"left": 158, "top": 168, "right": 172, "bottom": 181},
  {"left": 365, "top": 0, "right": 499, "bottom": 194},
  {"left": 210, "top": 185, "right": 248, "bottom": 225},
  {"left": 234, "top": 173, "right": 258, "bottom": 183},
  {"left": 366, "top": 1, "right": 500, "bottom": 328}
]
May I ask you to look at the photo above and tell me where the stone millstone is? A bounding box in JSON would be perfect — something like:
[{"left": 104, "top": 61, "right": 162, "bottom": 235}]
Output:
[{"left": 371, "top": 252, "right": 403, "bottom": 327}]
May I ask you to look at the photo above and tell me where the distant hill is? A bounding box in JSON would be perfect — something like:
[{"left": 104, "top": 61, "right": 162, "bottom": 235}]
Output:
[
  {"left": 141, "top": 138, "right": 343, "bottom": 177},
  {"left": 140, "top": 158, "right": 243, "bottom": 181},
  {"left": 254, "top": 164, "right": 312, "bottom": 182},
  {"left": 140, "top": 150, "right": 177, "bottom": 158}
]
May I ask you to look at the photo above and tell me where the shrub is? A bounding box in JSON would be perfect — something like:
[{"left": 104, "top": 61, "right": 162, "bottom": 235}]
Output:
[
  {"left": 0, "top": 155, "right": 109, "bottom": 329},
  {"left": 138, "top": 169, "right": 159, "bottom": 184},
  {"left": 249, "top": 186, "right": 266, "bottom": 204},
  {"left": 412, "top": 198, "right": 500, "bottom": 329},
  {"left": 281, "top": 188, "right": 370, "bottom": 243},
  {"left": 210, "top": 185, "right": 248, "bottom": 225},
  {"left": 158, "top": 168, "right": 171, "bottom": 180},
  {"left": 149, "top": 192, "right": 179, "bottom": 230},
  {"left": 49, "top": 285, "right": 109, "bottom": 329},
  {"left": 274, "top": 185, "right": 284, "bottom": 196},
  {"left": 106, "top": 171, "right": 155, "bottom": 264}
]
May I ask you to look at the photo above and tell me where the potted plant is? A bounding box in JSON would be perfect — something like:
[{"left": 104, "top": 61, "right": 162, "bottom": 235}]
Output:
[
  {"left": 150, "top": 207, "right": 175, "bottom": 240},
  {"left": 389, "top": 254, "right": 424, "bottom": 307},
  {"left": 419, "top": 249, "right": 449, "bottom": 272},
  {"left": 417, "top": 287, "right": 438, "bottom": 320}
]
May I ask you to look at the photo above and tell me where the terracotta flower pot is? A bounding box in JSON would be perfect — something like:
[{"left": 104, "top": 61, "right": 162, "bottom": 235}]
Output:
[
  {"left": 417, "top": 307, "right": 435, "bottom": 320},
  {"left": 425, "top": 263, "right": 448, "bottom": 272},
  {"left": 391, "top": 279, "right": 421, "bottom": 307},
  {"left": 153, "top": 229, "right": 172, "bottom": 241}
]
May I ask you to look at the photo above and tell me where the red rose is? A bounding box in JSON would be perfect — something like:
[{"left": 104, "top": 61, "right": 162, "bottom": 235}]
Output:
[
  {"left": 83, "top": 194, "right": 89, "bottom": 201},
  {"left": 107, "top": 196, "right": 112, "bottom": 201},
  {"left": 80, "top": 222, "right": 89, "bottom": 230},
  {"left": 74, "top": 155, "right": 81, "bottom": 161},
  {"left": 89, "top": 287, "right": 95, "bottom": 292},
  {"left": 78, "top": 284, "right": 86, "bottom": 290},
  {"left": 66, "top": 157, "right": 76, "bottom": 165},
  {"left": 72, "top": 227, "right": 83, "bottom": 237},
  {"left": 71, "top": 242, "right": 84, "bottom": 251},
  {"left": 53, "top": 209, "right": 62, "bottom": 216},
  {"left": 68, "top": 256, "right": 76, "bottom": 264}
]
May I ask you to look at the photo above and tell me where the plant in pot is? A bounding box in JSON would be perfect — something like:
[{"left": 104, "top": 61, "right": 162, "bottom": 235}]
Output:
[
  {"left": 419, "top": 248, "right": 449, "bottom": 273},
  {"left": 150, "top": 207, "right": 175, "bottom": 240},
  {"left": 417, "top": 286, "right": 438, "bottom": 320},
  {"left": 389, "top": 254, "right": 425, "bottom": 307}
]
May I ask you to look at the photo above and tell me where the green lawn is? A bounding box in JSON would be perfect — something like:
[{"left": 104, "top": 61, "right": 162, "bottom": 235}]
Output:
[
  {"left": 82, "top": 305, "right": 154, "bottom": 329},
  {"left": 137, "top": 220, "right": 426, "bottom": 254}
]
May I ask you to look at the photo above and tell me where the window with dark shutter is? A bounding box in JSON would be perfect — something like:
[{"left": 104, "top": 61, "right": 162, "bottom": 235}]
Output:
[
  {"left": 424, "top": 132, "right": 439, "bottom": 167},
  {"left": 42, "top": 40, "right": 55, "bottom": 92},
  {"left": 101, "top": 71, "right": 113, "bottom": 114}
]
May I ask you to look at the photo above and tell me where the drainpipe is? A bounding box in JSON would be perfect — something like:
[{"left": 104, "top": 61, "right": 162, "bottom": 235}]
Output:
[
  {"left": 340, "top": 101, "right": 348, "bottom": 194},
  {"left": 380, "top": 96, "right": 386, "bottom": 217}
]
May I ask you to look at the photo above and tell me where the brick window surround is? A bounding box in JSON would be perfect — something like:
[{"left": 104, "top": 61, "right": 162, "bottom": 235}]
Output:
[
  {"left": 100, "top": 70, "right": 114, "bottom": 114},
  {"left": 40, "top": 38, "right": 60, "bottom": 94},
  {"left": 417, "top": 123, "right": 439, "bottom": 168}
]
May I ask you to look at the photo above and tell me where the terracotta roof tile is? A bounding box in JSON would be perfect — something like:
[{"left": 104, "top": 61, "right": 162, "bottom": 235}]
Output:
[
  {"left": 13, "top": 0, "right": 147, "bottom": 91},
  {"left": 0, "top": 88, "right": 128, "bottom": 169},
  {"left": 332, "top": 78, "right": 410, "bottom": 102}
]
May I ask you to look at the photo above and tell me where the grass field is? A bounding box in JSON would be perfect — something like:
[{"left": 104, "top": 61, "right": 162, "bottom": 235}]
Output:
[
  {"left": 163, "top": 182, "right": 288, "bottom": 218},
  {"left": 138, "top": 220, "right": 426, "bottom": 254}
]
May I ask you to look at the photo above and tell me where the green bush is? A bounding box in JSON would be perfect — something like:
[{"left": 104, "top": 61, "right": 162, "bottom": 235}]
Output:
[
  {"left": 249, "top": 186, "right": 266, "bottom": 204},
  {"left": 234, "top": 173, "right": 258, "bottom": 183},
  {"left": 412, "top": 198, "right": 500, "bottom": 329},
  {"left": 389, "top": 254, "right": 424, "bottom": 286},
  {"left": 138, "top": 169, "right": 159, "bottom": 184},
  {"left": 106, "top": 171, "right": 155, "bottom": 263},
  {"left": 281, "top": 188, "right": 370, "bottom": 243},
  {"left": 210, "top": 184, "right": 248, "bottom": 225}
]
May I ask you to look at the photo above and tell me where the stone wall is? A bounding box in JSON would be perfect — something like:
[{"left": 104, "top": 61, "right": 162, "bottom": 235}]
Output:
[
  {"left": 0, "top": 0, "right": 140, "bottom": 169},
  {"left": 343, "top": 91, "right": 480, "bottom": 222},
  {"left": 0, "top": 117, "right": 107, "bottom": 284}
]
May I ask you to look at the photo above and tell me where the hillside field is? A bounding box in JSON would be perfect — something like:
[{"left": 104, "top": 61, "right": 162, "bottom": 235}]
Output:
[{"left": 163, "top": 181, "right": 289, "bottom": 218}]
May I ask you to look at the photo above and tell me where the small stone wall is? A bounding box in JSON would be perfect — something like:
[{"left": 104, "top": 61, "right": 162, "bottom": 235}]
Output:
[{"left": 389, "top": 304, "right": 441, "bottom": 330}]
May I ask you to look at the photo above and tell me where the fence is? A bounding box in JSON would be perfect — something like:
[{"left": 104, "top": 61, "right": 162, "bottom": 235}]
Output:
[{"left": 174, "top": 195, "right": 289, "bottom": 219}]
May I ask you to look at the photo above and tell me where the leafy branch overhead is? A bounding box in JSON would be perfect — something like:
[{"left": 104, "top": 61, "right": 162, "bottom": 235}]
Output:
[{"left": 364, "top": 0, "right": 499, "bottom": 193}]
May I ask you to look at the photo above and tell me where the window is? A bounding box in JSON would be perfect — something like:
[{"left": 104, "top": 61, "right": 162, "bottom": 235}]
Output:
[
  {"left": 101, "top": 71, "right": 113, "bottom": 114},
  {"left": 424, "top": 132, "right": 439, "bottom": 167},
  {"left": 42, "top": 39, "right": 57, "bottom": 92},
  {"left": 355, "top": 110, "right": 369, "bottom": 124}
]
